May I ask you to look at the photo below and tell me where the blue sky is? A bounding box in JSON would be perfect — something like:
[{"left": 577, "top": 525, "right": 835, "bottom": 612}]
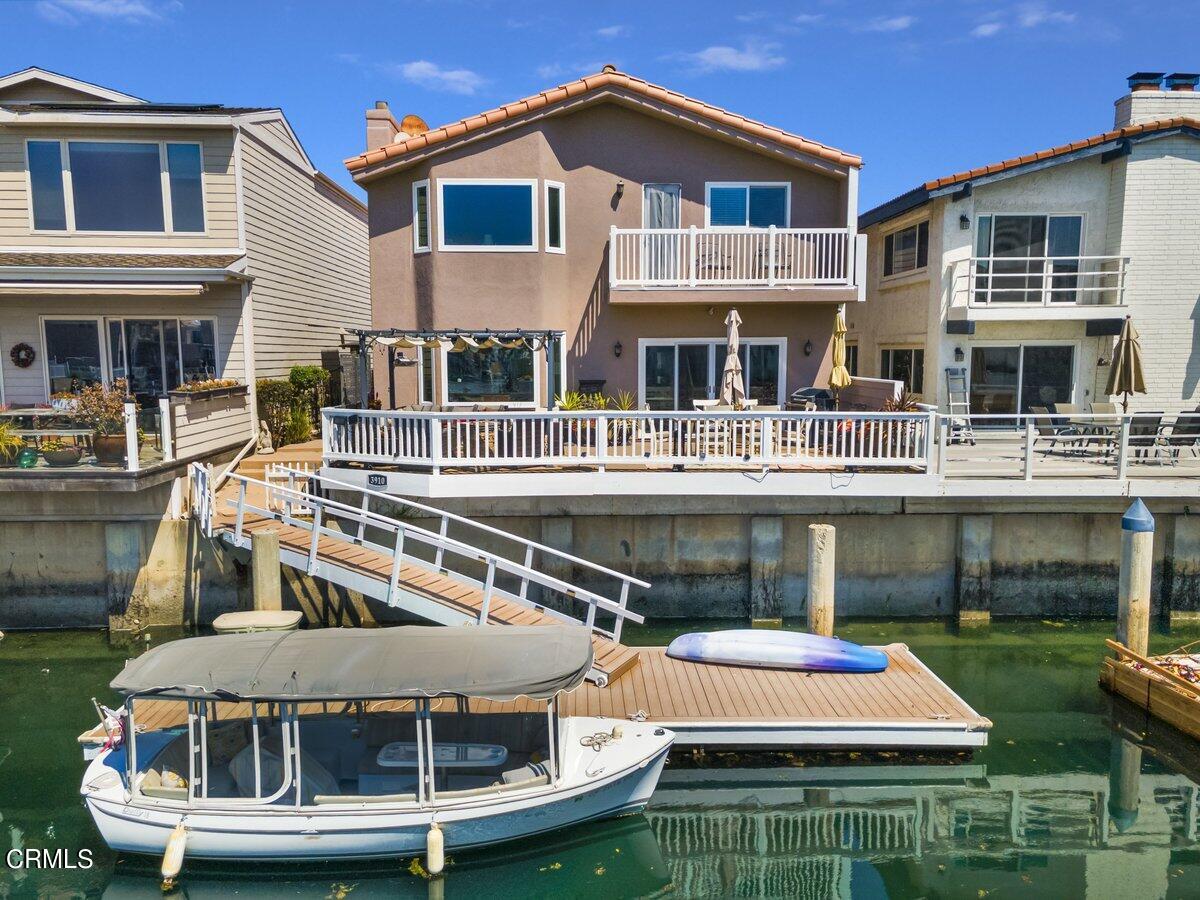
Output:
[{"left": 1, "top": 0, "right": 1197, "bottom": 209}]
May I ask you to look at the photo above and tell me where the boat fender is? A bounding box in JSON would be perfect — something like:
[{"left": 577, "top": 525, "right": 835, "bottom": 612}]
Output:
[
  {"left": 160, "top": 822, "right": 187, "bottom": 891},
  {"left": 426, "top": 821, "right": 444, "bottom": 876}
]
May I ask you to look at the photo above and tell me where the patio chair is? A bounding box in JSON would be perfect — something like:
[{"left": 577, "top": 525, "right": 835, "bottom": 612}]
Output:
[
  {"left": 1090, "top": 402, "right": 1118, "bottom": 415},
  {"left": 1127, "top": 412, "right": 1167, "bottom": 464},
  {"left": 1030, "top": 405, "right": 1086, "bottom": 456},
  {"left": 1165, "top": 413, "right": 1200, "bottom": 463}
]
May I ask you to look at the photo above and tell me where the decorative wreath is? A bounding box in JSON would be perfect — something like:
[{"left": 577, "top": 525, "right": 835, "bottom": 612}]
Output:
[{"left": 9, "top": 343, "right": 35, "bottom": 369}]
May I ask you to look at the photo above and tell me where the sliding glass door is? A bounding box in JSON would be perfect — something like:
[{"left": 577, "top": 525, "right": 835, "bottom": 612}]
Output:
[
  {"left": 641, "top": 339, "right": 784, "bottom": 409},
  {"left": 974, "top": 214, "right": 1083, "bottom": 304},
  {"left": 969, "top": 344, "right": 1075, "bottom": 417}
]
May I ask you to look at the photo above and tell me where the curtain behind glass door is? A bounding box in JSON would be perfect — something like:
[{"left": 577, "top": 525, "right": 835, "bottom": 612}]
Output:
[{"left": 642, "top": 184, "right": 681, "bottom": 282}]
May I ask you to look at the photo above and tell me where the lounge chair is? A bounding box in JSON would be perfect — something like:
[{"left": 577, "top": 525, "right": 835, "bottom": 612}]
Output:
[
  {"left": 1030, "top": 405, "right": 1084, "bottom": 456},
  {"left": 1165, "top": 413, "right": 1200, "bottom": 463},
  {"left": 1127, "top": 412, "right": 1167, "bottom": 464}
]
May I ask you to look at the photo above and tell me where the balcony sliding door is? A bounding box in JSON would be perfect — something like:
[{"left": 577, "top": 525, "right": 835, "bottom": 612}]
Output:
[
  {"left": 641, "top": 184, "right": 681, "bottom": 283},
  {"left": 974, "top": 214, "right": 1082, "bottom": 304}
]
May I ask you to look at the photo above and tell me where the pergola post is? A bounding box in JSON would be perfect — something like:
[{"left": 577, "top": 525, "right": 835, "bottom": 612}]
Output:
[
  {"left": 387, "top": 345, "right": 397, "bottom": 410},
  {"left": 546, "top": 333, "right": 558, "bottom": 408},
  {"left": 357, "top": 333, "right": 369, "bottom": 409}
]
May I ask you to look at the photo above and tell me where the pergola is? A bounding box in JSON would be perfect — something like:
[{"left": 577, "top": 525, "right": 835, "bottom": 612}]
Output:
[{"left": 344, "top": 328, "right": 567, "bottom": 409}]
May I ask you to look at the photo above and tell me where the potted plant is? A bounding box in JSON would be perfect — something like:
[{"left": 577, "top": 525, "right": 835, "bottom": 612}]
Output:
[
  {"left": 168, "top": 378, "right": 247, "bottom": 403},
  {"left": 76, "top": 378, "right": 136, "bottom": 466},
  {"left": 40, "top": 436, "right": 83, "bottom": 468},
  {"left": 0, "top": 421, "right": 24, "bottom": 468}
]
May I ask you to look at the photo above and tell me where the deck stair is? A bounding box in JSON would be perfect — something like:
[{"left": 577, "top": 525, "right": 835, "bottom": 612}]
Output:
[{"left": 189, "top": 462, "right": 647, "bottom": 686}]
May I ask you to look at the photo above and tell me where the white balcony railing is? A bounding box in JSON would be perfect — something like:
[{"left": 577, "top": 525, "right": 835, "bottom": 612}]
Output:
[
  {"left": 956, "top": 255, "right": 1129, "bottom": 307},
  {"left": 609, "top": 226, "right": 860, "bottom": 288}
]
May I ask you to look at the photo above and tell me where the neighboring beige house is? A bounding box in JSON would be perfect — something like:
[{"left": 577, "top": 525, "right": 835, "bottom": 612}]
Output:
[
  {"left": 0, "top": 67, "right": 369, "bottom": 458},
  {"left": 345, "top": 66, "right": 865, "bottom": 410},
  {"left": 855, "top": 71, "right": 1200, "bottom": 414}
]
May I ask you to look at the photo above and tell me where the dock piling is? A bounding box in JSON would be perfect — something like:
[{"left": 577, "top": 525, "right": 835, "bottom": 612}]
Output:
[
  {"left": 807, "top": 524, "right": 835, "bottom": 637},
  {"left": 1117, "top": 499, "right": 1154, "bottom": 656},
  {"left": 252, "top": 529, "right": 282, "bottom": 611}
]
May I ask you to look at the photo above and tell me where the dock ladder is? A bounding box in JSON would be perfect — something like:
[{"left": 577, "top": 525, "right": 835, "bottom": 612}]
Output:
[{"left": 188, "top": 462, "right": 648, "bottom": 685}]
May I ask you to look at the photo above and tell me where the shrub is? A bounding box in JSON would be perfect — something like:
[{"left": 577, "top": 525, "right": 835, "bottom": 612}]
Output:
[
  {"left": 289, "top": 365, "right": 330, "bottom": 423},
  {"left": 283, "top": 404, "right": 312, "bottom": 444},
  {"left": 256, "top": 379, "right": 296, "bottom": 444},
  {"left": 76, "top": 379, "right": 130, "bottom": 436}
]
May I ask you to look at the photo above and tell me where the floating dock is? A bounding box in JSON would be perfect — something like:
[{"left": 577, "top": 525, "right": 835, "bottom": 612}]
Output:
[{"left": 82, "top": 643, "right": 989, "bottom": 751}]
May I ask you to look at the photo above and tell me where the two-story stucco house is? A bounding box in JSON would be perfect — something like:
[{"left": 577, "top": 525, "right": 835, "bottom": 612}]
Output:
[
  {"left": 855, "top": 71, "right": 1200, "bottom": 415},
  {"left": 344, "top": 66, "right": 865, "bottom": 411},
  {"left": 0, "top": 66, "right": 370, "bottom": 442}
]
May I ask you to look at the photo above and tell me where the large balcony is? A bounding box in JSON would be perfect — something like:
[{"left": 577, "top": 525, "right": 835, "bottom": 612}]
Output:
[
  {"left": 952, "top": 255, "right": 1130, "bottom": 321},
  {"left": 608, "top": 226, "right": 865, "bottom": 303}
]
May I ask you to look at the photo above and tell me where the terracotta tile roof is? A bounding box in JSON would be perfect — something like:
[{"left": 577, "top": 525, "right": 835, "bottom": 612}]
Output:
[
  {"left": 345, "top": 66, "right": 861, "bottom": 175},
  {"left": 0, "top": 252, "right": 244, "bottom": 269},
  {"left": 923, "top": 116, "right": 1200, "bottom": 190}
]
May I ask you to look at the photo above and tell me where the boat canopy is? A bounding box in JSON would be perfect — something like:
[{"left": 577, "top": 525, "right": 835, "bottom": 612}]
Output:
[{"left": 110, "top": 625, "right": 594, "bottom": 702}]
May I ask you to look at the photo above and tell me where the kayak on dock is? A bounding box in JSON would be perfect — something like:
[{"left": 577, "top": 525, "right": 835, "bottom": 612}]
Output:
[{"left": 666, "top": 629, "right": 889, "bottom": 673}]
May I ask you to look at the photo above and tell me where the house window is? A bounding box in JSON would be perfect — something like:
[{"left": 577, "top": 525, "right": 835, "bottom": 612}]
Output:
[
  {"left": 544, "top": 181, "right": 565, "bottom": 252},
  {"left": 845, "top": 343, "right": 859, "bottom": 377},
  {"left": 412, "top": 179, "right": 430, "bottom": 252},
  {"left": 418, "top": 346, "right": 434, "bottom": 404},
  {"left": 705, "top": 183, "right": 789, "bottom": 227},
  {"left": 437, "top": 179, "right": 537, "bottom": 251},
  {"left": 881, "top": 347, "right": 924, "bottom": 394},
  {"left": 883, "top": 221, "right": 928, "bottom": 277},
  {"left": 106, "top": 317, "right": 218, "bottom": 401},
  {"left": 43, "top": 319, "right": 104, "bottom": 394},
  {"left": 27, "top": 139, "right": 205, "bottom": 233},
  {"left": 973, "top": 214, "right": 1083, "bottom": 304},
  {"left": 445, "top": 345, "right": 535, "bottom": 405}
]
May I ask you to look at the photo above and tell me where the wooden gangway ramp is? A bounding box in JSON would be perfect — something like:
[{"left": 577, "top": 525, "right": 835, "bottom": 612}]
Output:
[
  {"left": 192, "top": 464, "right": 646, "bottom": 686},
  {"left": 83, "top": 643, "right": 988, "bottom": 751}
]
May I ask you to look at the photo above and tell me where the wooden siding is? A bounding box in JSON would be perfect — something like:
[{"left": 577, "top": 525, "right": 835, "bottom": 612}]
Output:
[
  {"left": 240, "top": 122, "right": 369, "bottom": 379},
  {"left": 0, "top": 286, "right": 245, "bottom": 405},
  {"left": 0, "top": 125, "right": 240, "bottom": 248},
  {"left": 172, "top": 392, "right": 252, "bottom": 458}
]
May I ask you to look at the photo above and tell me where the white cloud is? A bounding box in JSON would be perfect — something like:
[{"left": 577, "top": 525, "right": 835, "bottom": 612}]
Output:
[
  {"left": 794, "top": 13, "right": 824, "bottom": 25},
  {"left": 36, "top": 0, "right": 177, "bottom": 25},
  {"left": 1017, "top": 2, "right": 1076, "bottom": 27},
  {"left": 382, "top": 60, "right": 486, "bottom": 96},
  {"left": 971, "top": 21, "right": 1005, "bottom": 37},
  {"left": 672, "top": 40, "right": 786, "bottom": 74},
  {"left": 735, "top": 11, "right": 767, "bottom": 23},
  {"left": 596, "top": 24, "right": 626, "bottom": 38},
  {"left": 860, "top": 15, "right": 916, "bottom": 32}
]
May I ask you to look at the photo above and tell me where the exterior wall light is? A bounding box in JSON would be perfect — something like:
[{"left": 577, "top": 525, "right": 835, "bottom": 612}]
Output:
[
  {"left": 613, "top": 341, "right": 623, "bottom": 358},
  {"left": 804, "top": 340, "right": 813, "bottom": 356},
  {"left": 616, "top": 180, "right": 625, "bottom": 198},
  {"left": 959, "top": 214, "right": 970, "bottom": 230},
  {"left": 954, "top": 346, "right": 965, "bottom": 362}
]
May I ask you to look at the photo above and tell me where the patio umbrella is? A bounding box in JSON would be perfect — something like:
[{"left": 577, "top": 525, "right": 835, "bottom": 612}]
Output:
[
  {"left": 719, "top": 308, "right": 745, "bottom": 406},
  {"left": 828, "top": 308, "right": 852, "bottom": 408},
  {"left": 1105, "top": 316, "right": 1146, "bottom": 413}
]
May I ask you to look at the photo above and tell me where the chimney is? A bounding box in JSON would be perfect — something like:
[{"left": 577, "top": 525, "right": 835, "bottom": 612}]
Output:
[
  {"left": 1115, "top": 71, "right": 1200, "bottom": 127},
  {"left": 366, "top": 100, "right": 400, "bottom": 152}
]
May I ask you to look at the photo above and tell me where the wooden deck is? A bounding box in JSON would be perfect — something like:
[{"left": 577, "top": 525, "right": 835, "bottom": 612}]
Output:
[{"left": 83, "top": 643, "right": 989, "bottom": 750}]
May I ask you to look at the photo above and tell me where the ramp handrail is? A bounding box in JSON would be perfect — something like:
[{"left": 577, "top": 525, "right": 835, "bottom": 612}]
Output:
[{"left": 216, "top": 470, "right": 644, "bottom": 642}]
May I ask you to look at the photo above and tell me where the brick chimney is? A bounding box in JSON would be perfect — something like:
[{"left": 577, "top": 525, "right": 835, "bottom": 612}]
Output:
[
  {"left": 1114, "top": 71, "right": 1200, "bottom": 127},
  {"left": 366, "top": 100, "right": 399, "bottom": 152}
]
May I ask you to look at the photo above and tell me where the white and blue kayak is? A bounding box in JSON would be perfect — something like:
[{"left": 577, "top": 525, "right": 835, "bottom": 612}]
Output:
[{"left": 666, "top": 629, "right": 888, "bottom": 673}]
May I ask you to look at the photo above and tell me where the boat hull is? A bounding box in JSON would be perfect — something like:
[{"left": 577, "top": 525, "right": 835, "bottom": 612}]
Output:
[
  {"left": 666, "top": 629, "right": 889, "bottom": 673},
  {"left": 83, "top": 720, "right": 671, "bottom": 861}
]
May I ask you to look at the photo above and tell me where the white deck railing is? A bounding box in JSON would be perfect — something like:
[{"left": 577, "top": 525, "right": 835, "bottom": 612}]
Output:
[
  {"left": 955, "top": 255, "right": 1129, "bottom": 307},
  {"left": 322, "top": 408, "right": 934, "bottom": 472},
  {"left": 609, "top": 226, "right": 859, "bottom": 288}
]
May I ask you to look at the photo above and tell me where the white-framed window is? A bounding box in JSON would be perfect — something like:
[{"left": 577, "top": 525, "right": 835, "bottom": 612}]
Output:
[
  {"left": 436, "top": 178, "right": 538, "bottom": 252},
  {"left": 638, "top": 338, "right": 786, "bottom": 409},
  {"left": 883, "top": 221, "right": 928, "bottom": 277},
  {"left": 40, "top": 315, "right": 219, "bottom": 400},
  {"left": 704, "top": 182, "right": 790, "bottom": 228},
  {"left": 26, "top": 139, "right": 205, "bottom": 234},
  {"left": 412, "top": 179, "right": 430, "bottom": 253},
  {"left": 441, "top": 343, "right": 539, "bottom": 407},
  {"left": 973, "top": 213, "right": 1084, "bottom": 304},
  {"left": 880, "top": 346, "right": 924, "bottom": 394},
  {"left": 845, "top": 342, "right": 859, "bottom": 377},
  {"left": 544, "top": 180, "right": 565, "bottom": 253}
]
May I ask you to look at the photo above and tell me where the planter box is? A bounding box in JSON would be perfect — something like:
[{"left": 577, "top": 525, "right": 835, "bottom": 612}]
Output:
[{"left": 168, "top": 384, "right": 249, "bottom": 404}]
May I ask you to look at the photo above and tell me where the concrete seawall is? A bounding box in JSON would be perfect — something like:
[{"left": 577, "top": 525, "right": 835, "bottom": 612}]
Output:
[{"left": 3, "top": 487, "right": 1200, "bottom": 629}]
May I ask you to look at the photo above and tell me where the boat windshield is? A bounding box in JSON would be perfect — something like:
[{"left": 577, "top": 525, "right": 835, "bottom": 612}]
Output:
[{"left": 125, "top": 696, "right": 560, "bottom": 808}]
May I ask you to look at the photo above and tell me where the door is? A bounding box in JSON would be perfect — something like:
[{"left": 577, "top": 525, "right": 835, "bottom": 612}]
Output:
[
  {"left": 969, "top": 346, "right": 1020, "bottom": 415},
  {"left": 677, "top": 344, "right": 711, "bottom": 408},
  {"left": 1019, "top": 345, "right": 1074, "bottom": 412},
  {"left": 969, "top": 345, "right": 1075, "bottom": 417},
  {"left": 642, "top": 184, "right": 681, "bottom": 283}
]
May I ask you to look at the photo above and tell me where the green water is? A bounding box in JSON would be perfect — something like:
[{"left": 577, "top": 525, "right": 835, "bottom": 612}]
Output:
[{"left": 4, "top": 620, "right": 1200, "bottom": 898}]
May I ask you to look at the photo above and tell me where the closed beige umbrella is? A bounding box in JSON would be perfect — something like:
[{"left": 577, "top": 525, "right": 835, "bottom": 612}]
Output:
[
  {"left": 719, "top": 308, "right": 745, "bottom": 406},
  {"left": 1105, "top": 316, "right": 1146, "bottom": 412},
  {"left": 829, "top": 308, "right": 852, "bottom": 408}
]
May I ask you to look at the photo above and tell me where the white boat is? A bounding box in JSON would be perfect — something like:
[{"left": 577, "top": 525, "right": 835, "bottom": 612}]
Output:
[{"left": 81, "top": 625, "right": 673, "bottom": 862}]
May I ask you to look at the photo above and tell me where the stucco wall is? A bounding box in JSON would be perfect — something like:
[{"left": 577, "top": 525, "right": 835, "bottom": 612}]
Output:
[{"left": 365, "top": 101, "right": 852, "bottom": 406}]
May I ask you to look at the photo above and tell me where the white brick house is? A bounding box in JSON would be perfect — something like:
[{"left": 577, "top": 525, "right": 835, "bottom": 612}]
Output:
[{"left": 855, "top": 72, "right": 1200, "bottom": 415}]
